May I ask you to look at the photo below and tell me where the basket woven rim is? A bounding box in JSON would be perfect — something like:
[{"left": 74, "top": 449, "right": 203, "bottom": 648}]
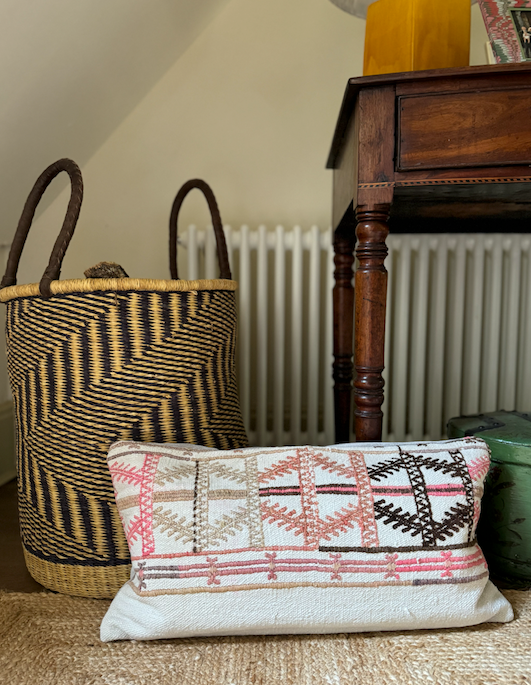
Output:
[
  {"left": 23, "top": 548, "right": 130, "bottom": 598},
  {"left": 0, "top": 278, "right": 238, "bottom": 302}
]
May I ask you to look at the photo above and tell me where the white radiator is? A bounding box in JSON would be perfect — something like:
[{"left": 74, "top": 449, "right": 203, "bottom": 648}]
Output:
[
  {"left": 383, "top": 233, "right": 531, "bottom": 443},
  {"left": 182, "top": 225, "right": 335, "bottom": 446},
  {"left": 182, "top": 228, "right": 531, "bottom": 446}
]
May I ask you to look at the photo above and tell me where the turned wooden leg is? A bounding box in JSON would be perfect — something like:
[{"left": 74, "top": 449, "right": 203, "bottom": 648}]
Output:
[
  {"left": 354, "top": 205, "right": 390, "bottom": 442},
  {"left": 333, "top": 214, "right": 356, "bottom": 443}
]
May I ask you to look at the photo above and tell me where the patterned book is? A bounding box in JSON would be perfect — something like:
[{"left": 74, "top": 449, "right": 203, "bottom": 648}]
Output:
[{"left": 478, "top": 0, "right": 531, "bottom": 63}]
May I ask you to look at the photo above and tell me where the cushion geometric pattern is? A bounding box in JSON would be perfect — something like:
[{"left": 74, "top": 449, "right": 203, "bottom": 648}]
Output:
[{"left": 101, "top": 438, "right": 514, "bottom": 640}]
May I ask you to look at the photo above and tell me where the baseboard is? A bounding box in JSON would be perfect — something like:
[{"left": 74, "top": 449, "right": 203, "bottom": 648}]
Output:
[{"left": 0, "top": 401, "right": 15, "bottom": 486}]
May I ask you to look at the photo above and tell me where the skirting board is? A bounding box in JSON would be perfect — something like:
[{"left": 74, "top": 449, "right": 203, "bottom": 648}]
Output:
[{"left": 0, "top": 401, "right": 15, "bottom": 486}]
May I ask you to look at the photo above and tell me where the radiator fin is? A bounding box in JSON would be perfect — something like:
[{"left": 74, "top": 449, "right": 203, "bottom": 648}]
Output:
[{"left": 182, "top": 229, "right": 531, "bottom": 446}]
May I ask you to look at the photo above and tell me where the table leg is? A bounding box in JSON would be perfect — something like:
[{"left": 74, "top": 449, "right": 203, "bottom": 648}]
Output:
[
  {"left": 354, "top": 205, "right": 390, "bottom": 442},
  {"left": 333, "top": 215, "right": 356, "bottom": 443}
]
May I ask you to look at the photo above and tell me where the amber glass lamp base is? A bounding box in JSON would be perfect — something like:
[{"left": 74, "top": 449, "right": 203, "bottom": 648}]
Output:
[{"left": 363, "top": 0, "right": 471, "bottom": 76}]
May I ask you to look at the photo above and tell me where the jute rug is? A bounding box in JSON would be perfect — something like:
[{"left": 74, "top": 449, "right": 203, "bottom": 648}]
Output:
[{"left": 0, "top": 590, "right": 529, "bottom": 685}]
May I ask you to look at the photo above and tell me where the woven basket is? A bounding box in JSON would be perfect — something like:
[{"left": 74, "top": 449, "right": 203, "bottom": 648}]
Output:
[{"left": 0, "top": 159, "right": 248, "bottom": 598}]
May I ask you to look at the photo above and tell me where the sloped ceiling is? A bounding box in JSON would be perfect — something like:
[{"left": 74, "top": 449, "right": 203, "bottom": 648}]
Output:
[{"left": 0, "top": 0, "right": 230, "bottom": 243}]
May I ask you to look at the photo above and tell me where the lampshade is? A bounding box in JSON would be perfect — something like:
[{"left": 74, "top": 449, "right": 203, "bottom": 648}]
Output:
[
  {"left": 327, "top": 0, "right": 373, "bottom": 19},
  {"left": 328, "top": 0, "right": 476, "bottom": 19}
]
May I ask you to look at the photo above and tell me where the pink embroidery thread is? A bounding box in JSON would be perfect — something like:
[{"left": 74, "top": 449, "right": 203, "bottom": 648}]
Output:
[
  {"left": 384, "top": 553, "right": 400, "bottom": 579},
  {"left": 265, "top": 552, "right": 278, "bottom": 580},
  {"left": 348, "top": 451, "right": 380, "bottom": 548},
  {"left": 125, "top": 514, "right": 143, "bottom": 547},
  {"left": 318, "top": 504, "right": 360, "bottom": 542},
  {"left": 206, "top": 556, "right": 220, "bottom": 585},
  {"left": 133, "top": 549, "right": 487, "bottom": 586},
  {"left": 109, "top": 461, "right": 144, "bottom": 486},
  {"left": 139, "top": 453, "right": 161, "bottom": 557},
  {"left": 297, "top": 447, "right": 320, "bottom": 547},
  {"left": 441, "top": 550, "right": 453, "bottom": 578},
  {"left": 258, "top": 453, "right": 301, "bottom": 484},
  {"left": 261, "top": 501, "right": 305, "bottom": 535},
  {"left": 330, "top": 553, "right": 342, "bottom": 580},
  {"left": 467, "top": 455, "right": 490, "bottom": 482}
]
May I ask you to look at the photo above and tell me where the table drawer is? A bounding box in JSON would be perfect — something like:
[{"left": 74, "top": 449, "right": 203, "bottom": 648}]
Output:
[{"left": 398, "top": 88, "right": 531, "bottom": 170}]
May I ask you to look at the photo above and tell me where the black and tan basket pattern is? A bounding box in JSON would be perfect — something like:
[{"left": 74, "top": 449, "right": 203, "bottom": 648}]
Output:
[{"left": 0, "top": 160, "right": 248, "bottom": 598}]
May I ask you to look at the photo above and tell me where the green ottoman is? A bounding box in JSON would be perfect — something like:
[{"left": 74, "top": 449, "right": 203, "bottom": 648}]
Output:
[{"left": 447, "top": 410, "right": 531, "bottom": 586}]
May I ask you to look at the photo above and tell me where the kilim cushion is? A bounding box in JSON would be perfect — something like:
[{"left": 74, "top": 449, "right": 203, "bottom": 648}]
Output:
[{"left": 100, "top": 438, "right": 513, "bottom": 641}]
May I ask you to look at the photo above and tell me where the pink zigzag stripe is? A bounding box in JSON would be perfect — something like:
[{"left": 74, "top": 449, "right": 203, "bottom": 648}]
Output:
[
  {"left": 109, "top": 462, "right": 143, "bottom": 485},
  {"left": 348, "top": 451, "right": 379, "bottom": 547},
  {"left": 258, "top": 453, "right": 301, "bottom": 484},
  {"left": 148, "top": 556, "right": 486, "bottom": 580},
  {"left": 125, "top": 515, "right": 143, "bottom": 546},
  {"left": 165, "top": 550, "right": 483, "bottom": 572},
  {"left": 297, "top": 447, "right": 320, "bottom": 548},
  {"left": 467, "top": 456, "right": 490, "bottom": 482},
  {"left": 139, "top": 453, "right": 161, "bottom": 556}
]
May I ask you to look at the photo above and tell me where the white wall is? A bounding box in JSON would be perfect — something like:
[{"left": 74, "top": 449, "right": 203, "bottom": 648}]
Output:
[
  {"left": 16, "top": 0, "right": 364, "bottom": 286},
  {"left": 0, "top": 0, "right": 230, "bottom": 246},
  {"left": 14, "top": 1, "right": 489, "bottom": 288},
  {"left": 470, "top": 2, "right": 491, "bottom": 64}
]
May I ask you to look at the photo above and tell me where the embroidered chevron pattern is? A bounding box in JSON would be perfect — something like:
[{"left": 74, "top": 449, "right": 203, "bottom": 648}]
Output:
[
  {"left": 448, "top": 449, "right": 475, "bottom": 542},
  {"left": 139, "top": 454, "right": 160, "bottom": 556},
  {"left": 125, "top": 514, "right": 143, "bottom": 546},
  {"left": 109, "top": 462, "right": 144, "bottom": 486},
  {"left": 373, "top": 500, "right": 424, "bottom": 536},
  {"left": 258, "top": 453, "right": 301, "bottom": 484},
  {"left": 467, "top": 455, "right": 490, "bottom": 483},
  {"left": 312, "top": 452, "right": 355, "bottom": 479},
  {"left": 106, "top": 439, "right": 493, "bottom": 595},
  {"left": 208, "top": 506, "right": 249, "bottom": 545},
  {"left": 154, "top": 462, "right": 196, "bottom": 487},
  {"left": 348, "top": 451, "right": 379, "bottom": 547},
  {"left": 411, "top": 455, "right": 468, "bottom": 479},
  {"left": 261, "top": 501, "right": 307, "bottom": 536},
  {"left": 432, "top": 503, "right": 470, "bottom": 541},
  {"left": 194, "top": 461, "right": 210, "bottom": 552},
  {"left": 318, "top": 503, "right": 360, "bottom": 541},
  {"left": 298, "top": 447, "right": 320, "bottom": 547},
  {"left": 152, "top": 507, "right": 195, "bottom": 544},
  {"left": 208, "top": 462, "right": 248, "bottom": 484},
  {"left": 399, "top": 449, "right": 436, "bottom": 546}
]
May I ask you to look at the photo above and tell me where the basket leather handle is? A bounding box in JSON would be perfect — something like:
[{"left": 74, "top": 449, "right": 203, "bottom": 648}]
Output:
[
  {"left": 1, "top": 158, "right": 83, "bottom": 298},
  {"left": 169, "top": 179, "right": 231, "bottom": 280}
]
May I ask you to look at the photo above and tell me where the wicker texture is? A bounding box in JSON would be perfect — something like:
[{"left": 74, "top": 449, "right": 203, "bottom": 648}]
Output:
[
  {"left": 0, "top": 277, "right": 237, "bottom": 302},
  {"left": 0, "top": 590, "right": 529, "bottom": 684},
  {"left": 1, "top": 160, "right": 248, "bottom": 598}
]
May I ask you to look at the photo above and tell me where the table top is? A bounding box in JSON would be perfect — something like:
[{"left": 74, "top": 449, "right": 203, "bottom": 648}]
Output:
[
  {"left": 327, "top": 63, "right": 531, "bottom": 169},
  {"left": 327, "top": 63, "right": 531, "bottom": 230}
]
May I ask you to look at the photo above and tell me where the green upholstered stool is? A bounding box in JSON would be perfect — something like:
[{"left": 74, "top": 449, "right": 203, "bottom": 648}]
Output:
[{"left": 447, "top": 410, "right": 531, "bottom": 587}]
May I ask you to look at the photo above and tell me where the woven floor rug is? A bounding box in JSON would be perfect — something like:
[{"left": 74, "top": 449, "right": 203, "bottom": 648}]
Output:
[{"left": 1, "top": 590, "right": 529, "bottom": 685}]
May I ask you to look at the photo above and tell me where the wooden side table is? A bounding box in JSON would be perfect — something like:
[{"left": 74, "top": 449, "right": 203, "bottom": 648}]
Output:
[{"left": 327, "top": 64, "right": 531, "bottom": 444}]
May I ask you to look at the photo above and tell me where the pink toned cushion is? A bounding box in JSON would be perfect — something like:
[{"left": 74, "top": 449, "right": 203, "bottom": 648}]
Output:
[{"left": 100, "top": 438, "right": 513, "bottom": 641}]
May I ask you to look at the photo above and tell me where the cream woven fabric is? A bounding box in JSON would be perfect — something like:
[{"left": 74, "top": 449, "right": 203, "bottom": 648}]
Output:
[{"left": 101, "top": 438, "right": 513, "bottom": 641}]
